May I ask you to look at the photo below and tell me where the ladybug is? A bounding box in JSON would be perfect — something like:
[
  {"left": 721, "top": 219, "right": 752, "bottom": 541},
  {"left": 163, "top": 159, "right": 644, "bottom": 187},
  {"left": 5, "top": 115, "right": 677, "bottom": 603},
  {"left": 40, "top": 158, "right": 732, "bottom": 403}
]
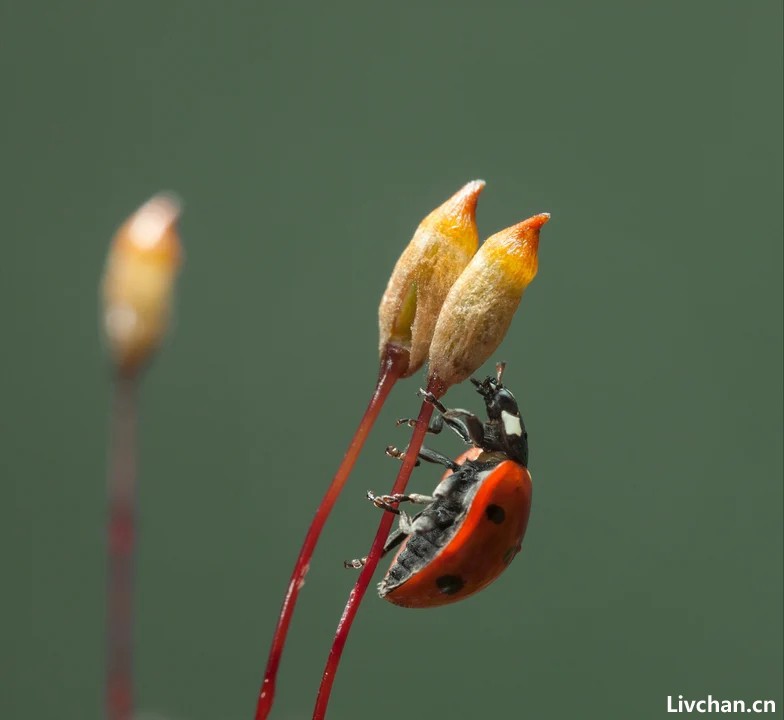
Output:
[{"left": 346, "top": 363, "right": 533, "bottom": 608}]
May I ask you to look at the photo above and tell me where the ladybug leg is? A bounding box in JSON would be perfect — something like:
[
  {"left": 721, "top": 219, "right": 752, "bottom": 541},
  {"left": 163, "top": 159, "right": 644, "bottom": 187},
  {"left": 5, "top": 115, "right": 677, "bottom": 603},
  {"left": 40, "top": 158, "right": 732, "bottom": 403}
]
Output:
[
  {"left": 365, "top": 493, "right": 434, "bottom": 535},
  {"left": 343, "top": 557, "right": 366, "bottom": 569},
  {"left": 343, "top": 525, "right": 408, "bottom": 569},
  {"left": 417, "top": 388, "right": 450, "bottom": 413},
  {"left": 403, "top": 493, "right": 435, "bottom": 504},
  {"left": 384, "top": 445, "right": 421, "bottom": 467},
  {"left": 418, "top": 389, "right": 483, "bottom": 440},
  {"left": 416, "top": 446, "right": 460, "bottom": 471},
  {"left": 386, "top": 444, "right": 460, "bottom": 470},
  {"left": 396, "top": 413, "right": 453, "bottom": 438},
  {"left": 400, "top": 395, "right": 485, "bottom": 447},
  {"left": 398, "top": 511, "right": 415, "bottom": 534},
  {"left": 366, "top": 490, "right": 403, "bottom": 515},
  {"left": 368, "top": 490, "right": 434, "bottom": 508},
  {"left": 396, "top": 413, "right": 445, "bottom": 432},
  {"left": 366, "top": 490, "right": 433, "bottom": 513},
  {"left": 439, "top": 410, "right": 485, "bottom": 446}
]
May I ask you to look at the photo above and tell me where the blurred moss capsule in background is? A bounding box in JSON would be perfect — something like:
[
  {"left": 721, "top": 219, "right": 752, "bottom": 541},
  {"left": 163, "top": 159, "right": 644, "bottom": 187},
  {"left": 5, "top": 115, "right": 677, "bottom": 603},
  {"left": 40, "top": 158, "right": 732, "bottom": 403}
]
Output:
[
  {"left": 428, "top": 213, "right": 550, "bottom": 388},
  {"left": 378, "top": 180, "right": 485, "bottom": 377},
  {"left": 101, "top": 194, "right": 183, "bottom": 377}
]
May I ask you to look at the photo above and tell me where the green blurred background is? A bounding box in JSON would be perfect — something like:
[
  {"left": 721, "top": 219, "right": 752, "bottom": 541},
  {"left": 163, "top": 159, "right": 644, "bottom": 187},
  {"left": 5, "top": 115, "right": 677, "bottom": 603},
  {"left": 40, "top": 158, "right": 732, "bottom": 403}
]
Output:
[{"left": 3, "top": 2, "right": 782, "bottom": 719}]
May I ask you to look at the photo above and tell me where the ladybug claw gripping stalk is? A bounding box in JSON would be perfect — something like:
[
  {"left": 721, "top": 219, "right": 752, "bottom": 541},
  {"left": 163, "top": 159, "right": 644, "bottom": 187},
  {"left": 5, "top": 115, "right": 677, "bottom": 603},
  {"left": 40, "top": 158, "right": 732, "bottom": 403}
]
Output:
[
  {"left": 350, "top": 368, "right": 533, "bottom": 609},
  {"left": 384, "top": 445, "right": 422, "bottom": 467},
  {"left": 366, "top": 491, "right": 403, "bottom": 514},
  {"left": 417, "top": 388, "right": 446, "bottom": 410},
  {"left": 343, "top": 558, "right": 367, "bottom": 569}
]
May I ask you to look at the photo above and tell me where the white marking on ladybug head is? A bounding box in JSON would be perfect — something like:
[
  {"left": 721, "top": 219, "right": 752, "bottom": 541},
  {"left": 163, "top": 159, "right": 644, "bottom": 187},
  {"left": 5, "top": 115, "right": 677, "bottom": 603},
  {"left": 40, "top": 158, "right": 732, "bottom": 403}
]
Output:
[{"left": 501, "top": 410, "right": 522, "bottom": 437}]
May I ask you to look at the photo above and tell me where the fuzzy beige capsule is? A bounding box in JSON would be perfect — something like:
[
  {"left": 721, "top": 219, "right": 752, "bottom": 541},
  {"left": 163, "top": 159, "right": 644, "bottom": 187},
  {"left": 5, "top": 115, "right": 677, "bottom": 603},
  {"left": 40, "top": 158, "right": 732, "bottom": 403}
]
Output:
[
  {"left": 428, "top": 213, "right": 550, "bottom": 389},
  {"left": 102, "top": 194, "right": 183, "bottom": 377},
  {"left": 378, "top": 180, "right": 485, "bottom": 377}
]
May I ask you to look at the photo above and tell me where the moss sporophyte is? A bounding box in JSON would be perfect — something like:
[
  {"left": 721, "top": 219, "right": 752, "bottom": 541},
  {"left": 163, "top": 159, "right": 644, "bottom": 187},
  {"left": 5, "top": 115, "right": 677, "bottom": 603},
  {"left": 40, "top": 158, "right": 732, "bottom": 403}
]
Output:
[
  {"left": 255, "top": 181, "right": 485, "bottom": 720},
  {"left": 313, "top": 210, "right": 548, "bottom": 719},
  {"left": 252, "top": 179, "right": 549, "bottom": 719},
  {"left": 102, "top": 194, "right": 183, "bottom": 720},
  {"left": 98, "top": 185, "right": 549, "bottom": 720},
  {"left": 103, "top": 194, "right": 183, "bottom": 378}
]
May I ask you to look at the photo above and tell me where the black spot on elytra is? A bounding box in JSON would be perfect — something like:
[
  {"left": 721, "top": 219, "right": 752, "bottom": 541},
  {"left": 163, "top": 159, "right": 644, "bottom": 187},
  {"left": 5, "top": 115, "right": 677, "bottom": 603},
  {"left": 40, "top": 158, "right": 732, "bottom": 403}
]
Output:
[
  {"left": 485, "top": 504, "right": 506, "bottom": 524},
  {"left": 436, "top": 574, "right": 465, "bottom": 595}
]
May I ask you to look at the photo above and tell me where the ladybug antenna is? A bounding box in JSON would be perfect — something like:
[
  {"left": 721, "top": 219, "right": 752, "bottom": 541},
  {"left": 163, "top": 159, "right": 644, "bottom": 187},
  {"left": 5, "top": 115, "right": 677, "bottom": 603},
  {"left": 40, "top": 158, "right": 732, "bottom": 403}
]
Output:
[
  {"left": 470, "top": 373, "right": 500, "bottom": 399},
  {"left": 495, "top": 361, "right": 506, "bottom": 385}
]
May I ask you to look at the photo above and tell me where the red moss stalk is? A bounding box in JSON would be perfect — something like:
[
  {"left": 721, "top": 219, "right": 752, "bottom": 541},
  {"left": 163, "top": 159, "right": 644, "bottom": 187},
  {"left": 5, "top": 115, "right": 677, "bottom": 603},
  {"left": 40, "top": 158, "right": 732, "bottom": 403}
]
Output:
[
  {"left": 106, "top": 375, "right": 139, "bottom": 720},
  {"left": 101, "top": 194, "right": 182, "bottom": 720},
  {"left": 255, "top": 347, "right": 408, "bottom": 719},
  {"left": 313, "top": 374, "right": 447, "bottom": 719},
  {"left": 311, "top": 210, "right": 550, "bottom": 718},
  {"left": 254, "top": 182, "right": 483, "bottom": 719}
]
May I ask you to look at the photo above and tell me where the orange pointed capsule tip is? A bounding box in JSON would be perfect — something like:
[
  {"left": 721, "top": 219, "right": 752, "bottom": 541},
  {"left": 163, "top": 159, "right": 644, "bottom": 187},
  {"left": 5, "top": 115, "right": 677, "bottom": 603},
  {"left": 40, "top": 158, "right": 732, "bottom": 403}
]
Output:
[
  {"left": 420, "top": 179, "right": 486, "bottom": 237},
  {"left": 379, "top": 180, "right": 485, "bottom": 377},
  {"left": 480, "top": 212, "right": 550, "bottom": 291},
  {"left": 427, "top": 211, "right": 550, "bottom": 390},
  {"left": 102, "top": 193, "right": 184, "bottom": 377}
]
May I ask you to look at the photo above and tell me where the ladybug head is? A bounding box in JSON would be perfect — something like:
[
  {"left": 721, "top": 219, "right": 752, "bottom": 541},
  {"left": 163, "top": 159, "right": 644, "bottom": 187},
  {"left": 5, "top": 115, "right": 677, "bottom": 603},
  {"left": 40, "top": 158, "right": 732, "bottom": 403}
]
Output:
[{"left": 470, "top": 364, "right": 528, "bottom": 465}]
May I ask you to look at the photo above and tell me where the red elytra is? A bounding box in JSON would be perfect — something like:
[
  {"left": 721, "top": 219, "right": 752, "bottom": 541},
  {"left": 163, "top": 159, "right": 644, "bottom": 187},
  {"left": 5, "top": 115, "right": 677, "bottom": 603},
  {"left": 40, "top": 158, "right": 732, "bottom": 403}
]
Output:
[
  {"left": 379, "top": 451, "right": 532, "bottom": 608},
  {"left": 371, "top": 371, "right": 533, "bottom": 608}
]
